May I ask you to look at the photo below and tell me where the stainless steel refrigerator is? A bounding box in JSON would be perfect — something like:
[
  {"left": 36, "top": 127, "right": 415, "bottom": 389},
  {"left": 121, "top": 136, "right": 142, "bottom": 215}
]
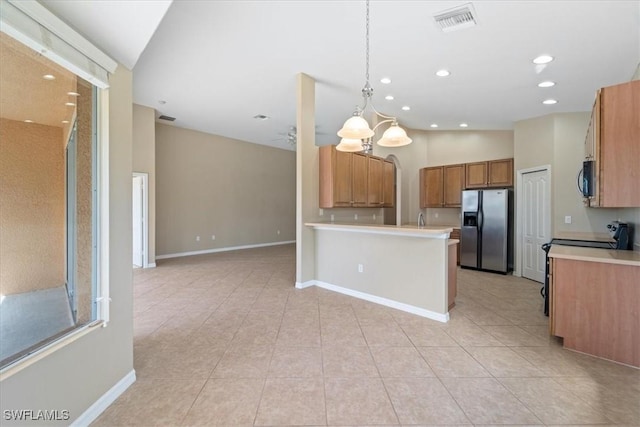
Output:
[{"left": 460, "top": 189, "right": 513, "bottom": 273}]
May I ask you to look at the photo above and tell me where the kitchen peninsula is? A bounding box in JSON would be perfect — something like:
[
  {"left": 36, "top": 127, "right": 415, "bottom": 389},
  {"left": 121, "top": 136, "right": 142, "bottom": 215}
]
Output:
[{"left": 303, "top": 223, "right": 457, "bottom": 322}]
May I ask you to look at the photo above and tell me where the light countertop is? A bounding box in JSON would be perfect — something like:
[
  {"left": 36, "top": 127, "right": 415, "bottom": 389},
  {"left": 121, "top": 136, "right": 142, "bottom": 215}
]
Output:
[
  {"left": 553, "top": 231, "right": 615, "bottom": 243},
  {"left": 549, "top": 245, "right": 640, "bottom": 267},
  {"left": 448, "top": 239, "right": 459, "bottom": 246},
  {"left": 305, "top": 222, "right": 453, "bottom": 239}
]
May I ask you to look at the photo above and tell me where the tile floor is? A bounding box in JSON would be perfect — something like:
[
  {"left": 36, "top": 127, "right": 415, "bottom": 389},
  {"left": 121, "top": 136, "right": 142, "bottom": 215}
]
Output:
[{"left": 92, "top": 243, "right": 639, "bottom": 426}]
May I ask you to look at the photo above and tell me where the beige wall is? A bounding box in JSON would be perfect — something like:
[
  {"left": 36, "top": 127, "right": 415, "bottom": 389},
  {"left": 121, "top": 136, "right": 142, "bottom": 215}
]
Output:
[
  {"left": 132, "top": 104, "right": 156, "bottom": 264},
  {"left": 374, "top": 129, "right": 514, "bottom": 226},
  {"left": 0, "top": 66, "right": 134, "bottom": 425},
  {"left": 514, "top": 112, "right": 640, "bottom": 238},
  {"left": 155, "top": 123, "right": 296, "bottom": 256},
  {"left": 0, "top": 119, "right": 65, "bottom": 295}
]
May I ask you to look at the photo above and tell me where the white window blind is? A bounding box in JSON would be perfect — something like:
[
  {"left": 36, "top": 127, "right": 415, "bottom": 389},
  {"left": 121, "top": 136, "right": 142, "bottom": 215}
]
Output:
[{"left": 0, "top": 0, "right": 116, "bottom": 88}]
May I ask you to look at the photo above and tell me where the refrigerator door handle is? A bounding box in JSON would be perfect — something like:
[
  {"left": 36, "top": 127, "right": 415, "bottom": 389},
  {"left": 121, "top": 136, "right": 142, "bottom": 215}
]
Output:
[{"left": 478, "top": 210, "right": 484, "bottom": 230}]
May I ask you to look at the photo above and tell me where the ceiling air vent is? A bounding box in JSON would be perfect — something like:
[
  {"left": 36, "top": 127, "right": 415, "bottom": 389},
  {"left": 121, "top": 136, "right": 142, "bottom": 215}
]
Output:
[
  {"left": 434, "top": 3, "right": 478, "bottom": 32},
  {"left": 158, "top": 115, "right": 176, "bottom": 122}
]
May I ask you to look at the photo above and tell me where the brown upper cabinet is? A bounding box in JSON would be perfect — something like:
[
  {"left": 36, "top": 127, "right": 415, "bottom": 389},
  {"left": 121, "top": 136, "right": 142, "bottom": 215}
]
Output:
[
  {"left": 419, "top": 164, "right": 465, "bottom": 208},
  {"left": 464, "top": 158, "right": 513, "bottom": 189},
  {"left": 319, "top": 145, "right": 395, "bottom": 208},
  {"left": 585, "top": 80, "right": 640, "bottom": 207}
]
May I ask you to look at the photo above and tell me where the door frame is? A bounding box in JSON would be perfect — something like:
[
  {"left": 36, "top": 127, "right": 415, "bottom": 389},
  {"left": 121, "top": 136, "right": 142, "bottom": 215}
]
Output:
[
  {"left": 132, "top": 172, "right": 150, "bottom": 268},
  {"left": 514, "top": 164, "right": 551, "bottom": 277}
]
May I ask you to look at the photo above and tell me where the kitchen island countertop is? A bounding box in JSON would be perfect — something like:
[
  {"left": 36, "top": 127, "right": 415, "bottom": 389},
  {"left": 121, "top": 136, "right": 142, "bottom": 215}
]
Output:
[{"left": 549, "top": 245, "right": 640, "bottom": 267}]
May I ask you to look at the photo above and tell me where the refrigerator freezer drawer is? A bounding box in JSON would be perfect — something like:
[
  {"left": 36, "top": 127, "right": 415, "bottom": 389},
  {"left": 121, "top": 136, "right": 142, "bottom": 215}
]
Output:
[{"left": 460, "top": 226, "right": 478, "bottom": 268}]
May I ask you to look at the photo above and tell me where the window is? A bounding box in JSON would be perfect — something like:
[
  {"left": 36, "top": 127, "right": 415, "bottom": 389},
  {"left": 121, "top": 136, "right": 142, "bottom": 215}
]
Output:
[{"left": 0, "top": 0, "right": 115, "bottom": 371}]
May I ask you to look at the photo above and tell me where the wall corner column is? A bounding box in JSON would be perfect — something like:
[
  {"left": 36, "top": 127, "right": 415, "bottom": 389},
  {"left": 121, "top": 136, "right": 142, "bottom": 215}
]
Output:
[{"left": 295, "top": 73, "right": 317, "bottom": 286}]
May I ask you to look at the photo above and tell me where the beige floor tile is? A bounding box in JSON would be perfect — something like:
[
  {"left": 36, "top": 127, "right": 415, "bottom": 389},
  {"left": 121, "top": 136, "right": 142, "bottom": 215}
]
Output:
[
  {"left": 458, "top": 307, "right": 514, "bottom": 326},
  {"left": 481, "top": 325, "right": 550, "bottom": 347},
  {"left": 399, "top": 323, "right": 459, "bottom": 347},
  {"left": 92, "top": 378, "right": 206, "bottom": 426},
  {"left": 211, "top": 345, "right": 274, "bottom": 378},
  {"left": 511, "top": 346, "right": 593, "bottom": 377},
  {"left": 441, "top": 377, "right": 541, "bottom": 425},
  {"left": 384, "top": 377, "right": 470, "bottom": 424},
  {"left": 181, "top": 378, "right": 264, "bottom": 426},
  {"left": 254, "top": 378, "right": 326, "bottom": 426},
  {"left": 552, "top": 376, "right": 640, "bottom": 425},
  {"left": 370, "top": 346, "right": 435, "bottom": 377},
  {"left": 268, "top": 346, "right": 323, "bottom": 378},
  {"left": 276, "top": 324, "right": 321, "bottom": 347},
  {"left": 320, "top": 322, "right": 368, "bottom": 347},
  {"left": 135, "top": 344, "right": 226, "bottom": 379},
  {"left": 322, "top": 345, "right": 379, "bottom": 377},
  {"left": 499, "top": 377, "right": 613, "bottom": 424},
  {"left": 466, "top": 346, "right": 545, "bottom": 377},
  {"left": 443, "top": 323, "right": 505, "bottom": 347},
  {"left": 324, "top": 377, "right": 399, "bottom": 425},
  {"left": 418, "top": 347, "right": 490, "bottom": 378},
  {"left": 360, "top": 322, "right": 413, "bottom": 346}
]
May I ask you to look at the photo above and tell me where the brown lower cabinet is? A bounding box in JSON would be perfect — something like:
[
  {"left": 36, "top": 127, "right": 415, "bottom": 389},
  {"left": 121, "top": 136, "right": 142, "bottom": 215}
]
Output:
[
  {"left": 448, "top": 241, "right": 457, "bottom": 310},
  {"left": 549, "top": 256, "right": 640, "bottom": 367},
  {"left": 450, "top": 228, "right": 461, "bottom": 266}
]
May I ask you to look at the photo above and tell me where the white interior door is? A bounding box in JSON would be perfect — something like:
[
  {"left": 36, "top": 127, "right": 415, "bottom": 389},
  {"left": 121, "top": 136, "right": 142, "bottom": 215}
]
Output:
[
  {"left": 522, "top": 169, "right": 550, "bottom": 282},
  {"left": 132, "top": 175, "right": 143, "bottom": 267}
]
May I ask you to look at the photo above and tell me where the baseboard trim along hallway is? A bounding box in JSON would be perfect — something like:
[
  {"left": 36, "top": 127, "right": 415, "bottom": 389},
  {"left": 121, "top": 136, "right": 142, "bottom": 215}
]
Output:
[
  {"left": 156, "top": 240, "right": 296, "bottom": 260},
  {"left": 70, "top": 370, "right": 136, "bottom": 427}
]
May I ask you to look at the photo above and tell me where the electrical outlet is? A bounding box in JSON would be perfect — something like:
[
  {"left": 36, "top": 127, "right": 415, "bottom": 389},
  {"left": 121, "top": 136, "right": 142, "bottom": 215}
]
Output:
[
  {"left": 358, "top": 264, "right": 364, "bottom": 273},
  {"left": 373, "top": 214, "right": 376, "bottom": 220},
  {"left": 196, "top": 235, "right": 200, "bottom": 241},
  {"left": 319, "top": 208, "right": 324, "bottom": 216},
  {"left": 564, "top": 215, "right": 572, "bottom": 224},
  {"left": 354, "top": 214, "right": 358, "bottom": 220},
  {"left": 211, "top": 235, "right": 215, "bottom": 240},
  {"left": 277, "top": 230, "right": 280, "bottom": 235},
  {"left": 331, "top": 214, "right": 335, "bottom": 222},
  {"left": 435, "top": 212, "right": 439, "bottom": 218}
]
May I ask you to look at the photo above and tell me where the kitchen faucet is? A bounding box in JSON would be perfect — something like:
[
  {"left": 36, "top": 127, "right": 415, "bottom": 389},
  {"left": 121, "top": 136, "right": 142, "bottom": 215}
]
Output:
[{"left": 417, "top": 211, "right": 425, "bottom": 228}]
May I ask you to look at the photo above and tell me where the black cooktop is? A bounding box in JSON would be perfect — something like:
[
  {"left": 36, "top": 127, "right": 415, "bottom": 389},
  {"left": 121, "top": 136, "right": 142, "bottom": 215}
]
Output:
[{"left": 549, "top": 238, "right": 615, "bottom": 249}]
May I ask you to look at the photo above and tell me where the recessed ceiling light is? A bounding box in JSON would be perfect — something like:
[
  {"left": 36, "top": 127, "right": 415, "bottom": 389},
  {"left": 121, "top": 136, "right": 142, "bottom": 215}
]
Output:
[
  {"left": 430, "top": 124, "right": 438, "bottom": 128},
  {"left": 24, "top": 119, "right": 33, "bottom": 123},
  {"left": 42, "top": 74, "right": 55, "bottom": 80},
  {"left": 401, "top": 106, "right": 411, "bottom": 111},
  {"left": 543, "top": 99, "right": 558, "bottom": 105},
  {"left": 385, "top": 95, "right": 394, "bottom": 101},
  {"left": 253, "top": 114, "right": 269, "bottom": 120},
  {"left": 435, "top": 69, "right": 450, "bottom": 77},
  {"left": 67, "top": 91, "right": 80, "bottom": 96},
  {"left": 459, "top": 123, "right": 468, "bottom": 128},
  {"left": 62, "top": 120, "right": 70, "bottom": 124},
  {"left": 533, "top": 55, "right": 554, "bottom": 64},
  {"left": 380, "top": 77, "right": 392, "bottom": 84},
  {"left": 538, "top": 81, "right": 555, "bottom": 88},
  {"left": 65, "top": 102, "right": 76, "bottom": 107}
]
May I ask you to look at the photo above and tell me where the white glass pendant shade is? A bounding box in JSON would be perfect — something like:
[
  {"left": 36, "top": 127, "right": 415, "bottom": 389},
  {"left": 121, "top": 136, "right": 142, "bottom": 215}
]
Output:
[
  {"left": 337, "top": 115, "right": 375, "bottom": 139},
  {"left": 377, "top": 124, "right": 412, "bottom": 147},
  {"left": 336, "top": 138, "right": 364, "bottom": 152}
]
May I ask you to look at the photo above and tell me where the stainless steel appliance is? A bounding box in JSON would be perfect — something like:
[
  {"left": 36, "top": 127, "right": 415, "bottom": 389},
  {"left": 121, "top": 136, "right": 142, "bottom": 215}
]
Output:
[
  {"left": 540, "top": 220, "right": 633, "bottom": 315},
  {"left": 460, "top": 189, "right": 513, "bottom": 273}
]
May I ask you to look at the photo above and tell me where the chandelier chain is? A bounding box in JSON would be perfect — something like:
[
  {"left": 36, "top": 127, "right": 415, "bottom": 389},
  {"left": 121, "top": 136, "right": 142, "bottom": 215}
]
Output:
[{"left": 365, "top": 0, "right": 370, "bottom": 85}]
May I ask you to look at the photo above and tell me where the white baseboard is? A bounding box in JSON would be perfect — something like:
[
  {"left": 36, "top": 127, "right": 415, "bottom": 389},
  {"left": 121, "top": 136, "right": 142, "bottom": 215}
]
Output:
[
  {"left": 145, "top": 262, "right": 156, "bottom": 268},
  {"left": 308, "top": 280, "right": 449, "bottom": 323},
  {"left": 156, "top": 240, "right": 295, "bottom": 260},
  {"left": 70, "top": 370, "right": 136, "bottom": 427},
  {"left": 295, "top": 280, "right": 316, "bottom": 289}
]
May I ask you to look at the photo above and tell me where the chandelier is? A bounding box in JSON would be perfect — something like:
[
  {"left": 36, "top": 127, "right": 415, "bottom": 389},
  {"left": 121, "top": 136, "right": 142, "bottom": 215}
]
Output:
[{"left": 336, "top": 0, "right": 412, "bottom": 153}]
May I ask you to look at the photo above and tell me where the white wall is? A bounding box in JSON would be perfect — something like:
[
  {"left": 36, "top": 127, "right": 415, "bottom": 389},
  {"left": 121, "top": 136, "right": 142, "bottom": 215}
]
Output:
[{"left": 0, "top": 66, "right": 134, "bottom": 425}]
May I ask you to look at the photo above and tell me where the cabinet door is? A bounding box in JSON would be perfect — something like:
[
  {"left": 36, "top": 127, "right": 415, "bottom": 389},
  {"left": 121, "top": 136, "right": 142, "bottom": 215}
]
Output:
[
  {"left": 367, "top": 156, "right": 383, "bottom": 206},
  {"left": 352, "top": 153, "right": 368, "bottom": 206},
  {"left": 420, "top": 167, "right": 444, "bottom": 208},
  {"left": 599, "top": 80, "right": 640, "bottom": 207},
  {"left": 450, "top": 228, "right": 461, "bottom": 266},
  {"left": 383, "top": 160, "right": 395, "bottom": 207},
  {"left": 443, "top": 164, "right": 465, "bottom": 207},
  {"left": 465, "top": 162, "right": 488, "bottom": 188},
  {"left": 488, "top": 158, "right": 513, "bottom": 187},
  {"left": 334, "top": 149, "right": 353, "bottom": 206}
]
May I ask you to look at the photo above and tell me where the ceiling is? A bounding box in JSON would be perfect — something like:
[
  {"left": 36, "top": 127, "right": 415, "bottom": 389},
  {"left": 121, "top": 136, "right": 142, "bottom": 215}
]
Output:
[{"left": 44, "top": 1, "right": 639, "bottom": 151}]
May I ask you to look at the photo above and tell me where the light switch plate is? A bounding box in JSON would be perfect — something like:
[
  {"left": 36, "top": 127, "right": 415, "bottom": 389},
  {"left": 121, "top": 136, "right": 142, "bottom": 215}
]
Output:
[{"left": 564, "top": 215, "right": 572, "bottom": 224}]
